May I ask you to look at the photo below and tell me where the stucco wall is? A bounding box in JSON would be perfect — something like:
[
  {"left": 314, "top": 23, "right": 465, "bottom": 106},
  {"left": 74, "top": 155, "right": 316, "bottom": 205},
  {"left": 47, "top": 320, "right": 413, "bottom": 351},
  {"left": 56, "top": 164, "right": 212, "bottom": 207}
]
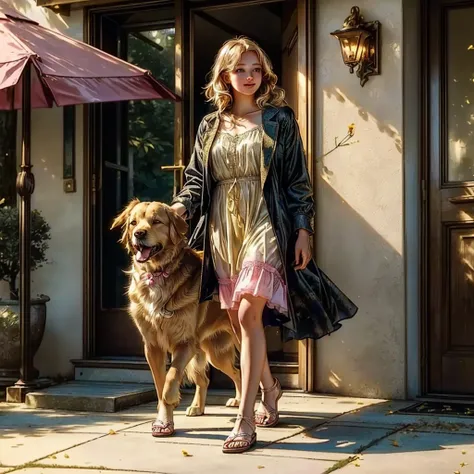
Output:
[
  {"left": 315, "top": 0, "right": 406, "bottom": 399},
  {"left": 3, "top": 0, "right": 85, "bottom": 379}
]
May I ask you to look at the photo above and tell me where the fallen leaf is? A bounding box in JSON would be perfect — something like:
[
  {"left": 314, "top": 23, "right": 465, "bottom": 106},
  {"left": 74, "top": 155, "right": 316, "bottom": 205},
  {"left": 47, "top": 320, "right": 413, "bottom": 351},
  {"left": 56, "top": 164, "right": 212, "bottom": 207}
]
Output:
[
  {"left": 108, "top": 429, "right": 117, "bottom": 435},
  {"left": 49, "top": 455, "right": 57, "bottom": 460},
  {"left": 454, "top": 471, "right": 461, "bottom": 474},
  {"left": 182, "top": 450, "right": 193, "bottom": 457},
  {"left": 460, "top": 462, "right": 468, "bottom": 467},
  {"left": 64, "top": 454, "right": 69, "bottom": 459},
  {"left": 391, "top": 440, "right": 400, "bottom": 447},
  {"left": 354, "top": 463, "right": 360, "bottom": 467},
  {"left": 462, "top": 450, "right": 467, "bottom": 455},
  {"left": 257, "top": 466, "right": 265, "bottom": 470}
]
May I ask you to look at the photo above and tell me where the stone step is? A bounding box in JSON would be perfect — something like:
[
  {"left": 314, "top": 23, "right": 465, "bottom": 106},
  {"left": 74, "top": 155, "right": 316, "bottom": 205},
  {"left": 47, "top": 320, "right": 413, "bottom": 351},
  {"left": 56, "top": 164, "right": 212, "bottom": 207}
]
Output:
[
  {"left": 72, "top": 358, "right": 300, "bottom": 389},
  {"left": 25, "top": 381, "right": 156, "bottom": 413}
]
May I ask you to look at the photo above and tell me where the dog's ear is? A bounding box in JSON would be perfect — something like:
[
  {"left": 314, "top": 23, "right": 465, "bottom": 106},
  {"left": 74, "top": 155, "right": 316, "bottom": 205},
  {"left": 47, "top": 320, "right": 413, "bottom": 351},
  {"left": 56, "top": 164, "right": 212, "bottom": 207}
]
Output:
[
  {"left": 111, "top": 199, "right": 140, "bottom": 231},
  {"left": 111, "top": 199, "right": 140, "bottom": 252},
  {"left": 166, "top": 207, "right": 188, "bottom": 245}
]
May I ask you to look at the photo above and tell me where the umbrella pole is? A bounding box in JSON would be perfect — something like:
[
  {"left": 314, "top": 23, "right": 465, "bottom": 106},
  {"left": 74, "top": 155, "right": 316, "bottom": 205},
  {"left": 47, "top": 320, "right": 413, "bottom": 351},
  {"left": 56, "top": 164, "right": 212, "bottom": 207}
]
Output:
[{"left": 8, "top": 61, "right": 36, "bottom": 401}]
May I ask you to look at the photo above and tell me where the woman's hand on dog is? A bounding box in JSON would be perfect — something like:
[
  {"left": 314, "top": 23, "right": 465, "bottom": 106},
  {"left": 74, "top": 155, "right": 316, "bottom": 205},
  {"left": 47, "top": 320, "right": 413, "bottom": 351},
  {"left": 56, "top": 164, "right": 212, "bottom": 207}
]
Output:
[{"left": 170, "top": 203, "right": 187, "bottom": 219}]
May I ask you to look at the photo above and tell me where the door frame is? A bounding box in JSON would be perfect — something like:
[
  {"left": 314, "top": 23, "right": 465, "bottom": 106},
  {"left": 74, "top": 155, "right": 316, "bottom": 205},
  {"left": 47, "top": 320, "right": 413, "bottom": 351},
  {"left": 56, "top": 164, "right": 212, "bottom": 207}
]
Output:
[
  {"left": 82, "top": 0, "right": 179, "bottom": 359},
  {"left": 82, "top": 0, "right": 316, "bottom": 391}
]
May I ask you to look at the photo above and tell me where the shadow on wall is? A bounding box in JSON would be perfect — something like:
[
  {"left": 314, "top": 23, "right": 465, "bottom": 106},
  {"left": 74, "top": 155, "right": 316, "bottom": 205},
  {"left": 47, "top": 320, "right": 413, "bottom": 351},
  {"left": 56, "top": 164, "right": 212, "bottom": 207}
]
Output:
[
  {"left": 315, "top": 177, "right": 404, "bottom": 400},
  {"left": 313, "top": 85, "right": 405, "bottom": 400}
]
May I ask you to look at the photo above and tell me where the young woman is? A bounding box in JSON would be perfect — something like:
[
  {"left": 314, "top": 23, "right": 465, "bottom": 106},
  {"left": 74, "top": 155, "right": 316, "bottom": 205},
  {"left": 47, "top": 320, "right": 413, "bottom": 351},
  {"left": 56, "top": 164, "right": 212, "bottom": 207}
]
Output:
[{"left": 171, "top": 37, "right": 357, "bottom": 454}]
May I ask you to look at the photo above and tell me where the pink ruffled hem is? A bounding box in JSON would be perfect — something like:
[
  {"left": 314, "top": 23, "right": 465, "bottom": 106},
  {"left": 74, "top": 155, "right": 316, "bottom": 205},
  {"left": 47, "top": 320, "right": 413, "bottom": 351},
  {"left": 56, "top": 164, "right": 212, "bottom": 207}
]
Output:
[{"left": 218, "top": 260, "right": 288, "bottom": 314}]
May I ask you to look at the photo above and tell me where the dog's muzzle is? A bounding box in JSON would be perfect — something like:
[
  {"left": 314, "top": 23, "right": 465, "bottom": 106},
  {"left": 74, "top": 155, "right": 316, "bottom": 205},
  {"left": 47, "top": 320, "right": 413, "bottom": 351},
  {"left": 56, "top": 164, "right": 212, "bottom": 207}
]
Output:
[{"left": 133, "top": 242, "right": 164, "bottom": 263}]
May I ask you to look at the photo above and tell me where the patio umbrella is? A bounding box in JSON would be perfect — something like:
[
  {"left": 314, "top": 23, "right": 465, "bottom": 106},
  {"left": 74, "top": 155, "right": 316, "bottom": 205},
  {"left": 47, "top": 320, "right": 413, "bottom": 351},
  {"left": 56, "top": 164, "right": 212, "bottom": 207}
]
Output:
[{"left": 0, "top": 1, "right": 177, "bottom": 396}]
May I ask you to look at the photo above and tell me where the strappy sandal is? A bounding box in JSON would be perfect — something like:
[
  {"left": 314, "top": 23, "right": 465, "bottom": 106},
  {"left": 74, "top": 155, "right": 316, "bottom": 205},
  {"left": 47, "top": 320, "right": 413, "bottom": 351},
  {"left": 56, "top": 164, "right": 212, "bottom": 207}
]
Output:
[
  {"left": 254, "top": 377, "right": 283, "bottom": 428},
  {"left": 151, "top": 419, "right": 175, "bottom": 437},
  {"left": 222, "top": 414, "right": 257, "bottom": 454}
]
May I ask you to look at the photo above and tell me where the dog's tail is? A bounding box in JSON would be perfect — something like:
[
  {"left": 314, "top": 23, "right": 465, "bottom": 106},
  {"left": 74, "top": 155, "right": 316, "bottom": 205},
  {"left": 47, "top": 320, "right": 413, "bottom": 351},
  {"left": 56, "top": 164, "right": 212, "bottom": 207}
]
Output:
[{"left": 183, "top": 349, "right": 209, "bottom": 388}]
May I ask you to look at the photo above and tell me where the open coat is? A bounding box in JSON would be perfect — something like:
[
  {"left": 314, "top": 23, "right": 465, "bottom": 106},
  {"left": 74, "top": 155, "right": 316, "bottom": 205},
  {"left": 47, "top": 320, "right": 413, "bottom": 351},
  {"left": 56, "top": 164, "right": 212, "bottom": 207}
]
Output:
[{"left": 172, "top": 105, "right": 357, "bottom": 341}]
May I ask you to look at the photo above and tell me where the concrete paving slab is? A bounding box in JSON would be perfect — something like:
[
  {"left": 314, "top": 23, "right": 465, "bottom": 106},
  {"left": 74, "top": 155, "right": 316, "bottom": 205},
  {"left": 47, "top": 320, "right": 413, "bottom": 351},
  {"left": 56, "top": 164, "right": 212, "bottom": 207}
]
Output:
[
  {"left": 25, "top": 382, "right": 156, "bottom": 413},
  {"left": 126, "top": 420, "right": 328, "bottom": 447},
  {"left": 250, "top": 423, "right": 396, "bottom": 461},
  {"left": 36, "top": 432, "right": 335, "bottom": 474},
  {"left": 0, "top": 404, "right": 151, "bottom": 434},
  {"left": 0, "top": 431, "right": 102, "bottom": 467},
  {"left": 275, "top": 393, "right": 382, "bottom": 418},
  {"left": 124, "top": 403, "right": 327, "bottom": 440},
  {"left": 3, "top": 470, "right": 164, "bottom": 474},
  {"left": 337, "top": 431, "right": 474, "bottom": 473}
]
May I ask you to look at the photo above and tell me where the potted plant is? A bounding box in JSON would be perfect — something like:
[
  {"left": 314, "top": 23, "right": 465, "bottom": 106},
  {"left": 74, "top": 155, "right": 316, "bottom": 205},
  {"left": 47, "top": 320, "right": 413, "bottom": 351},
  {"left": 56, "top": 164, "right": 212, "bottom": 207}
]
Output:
[{"left": 0, "top": 206, "right": 51, "bottom": 382}]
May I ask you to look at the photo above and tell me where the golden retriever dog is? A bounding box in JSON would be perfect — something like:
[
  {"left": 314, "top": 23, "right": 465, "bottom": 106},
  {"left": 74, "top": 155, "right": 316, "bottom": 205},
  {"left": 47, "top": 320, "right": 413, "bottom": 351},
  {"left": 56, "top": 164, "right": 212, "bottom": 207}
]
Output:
[{"left": 111, "top": 199, "right": 241, "bottom": 437}]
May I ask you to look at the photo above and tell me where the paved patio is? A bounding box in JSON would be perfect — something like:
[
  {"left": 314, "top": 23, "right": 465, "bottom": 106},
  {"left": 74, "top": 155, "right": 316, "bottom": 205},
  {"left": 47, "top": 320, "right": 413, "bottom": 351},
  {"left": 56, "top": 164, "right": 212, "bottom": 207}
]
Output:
[{"left": 1, "top": 390, "right": 474, "bottom": 473}]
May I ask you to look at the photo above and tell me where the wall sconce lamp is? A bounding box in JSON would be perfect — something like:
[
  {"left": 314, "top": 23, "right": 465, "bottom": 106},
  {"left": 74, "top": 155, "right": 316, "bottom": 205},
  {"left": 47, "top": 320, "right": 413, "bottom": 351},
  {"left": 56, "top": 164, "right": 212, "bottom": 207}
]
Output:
[{"left": 330, "top": 6, "right": 381, "bottom": 87}]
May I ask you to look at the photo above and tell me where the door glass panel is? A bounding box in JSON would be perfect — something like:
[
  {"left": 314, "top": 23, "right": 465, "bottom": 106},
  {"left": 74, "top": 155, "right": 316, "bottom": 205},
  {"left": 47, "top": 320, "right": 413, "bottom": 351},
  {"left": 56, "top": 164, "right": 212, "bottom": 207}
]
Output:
[
  {"left": 102, "top": 27, "right": 176, "bottom": 310},
  {"left": 127, "top": 28, "right": 175, "bottom": 202},
  {"left": 447, "top": 8, "right": 474, "bottom": 182}
]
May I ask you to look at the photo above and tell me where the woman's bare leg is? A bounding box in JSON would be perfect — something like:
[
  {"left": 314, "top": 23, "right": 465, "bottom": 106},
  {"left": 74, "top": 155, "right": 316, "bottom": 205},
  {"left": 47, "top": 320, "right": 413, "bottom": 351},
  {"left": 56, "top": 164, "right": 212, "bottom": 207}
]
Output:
[
  {"left": 227, "top": 309, "right": 274, "bottom": 389},
  {"left": 226, "top": 295, "right": 267, "bottom": 440}
]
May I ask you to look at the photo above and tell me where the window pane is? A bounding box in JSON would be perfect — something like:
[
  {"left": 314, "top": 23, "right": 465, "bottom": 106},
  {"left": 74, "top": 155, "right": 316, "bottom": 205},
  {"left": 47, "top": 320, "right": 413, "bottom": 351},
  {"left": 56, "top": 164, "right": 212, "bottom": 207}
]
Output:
[
  {"left": 127, "top": 29, "right": 175, "bottom": 202},
  {"left": 447, "top": 8, "right": 474, "bottom": 182}
]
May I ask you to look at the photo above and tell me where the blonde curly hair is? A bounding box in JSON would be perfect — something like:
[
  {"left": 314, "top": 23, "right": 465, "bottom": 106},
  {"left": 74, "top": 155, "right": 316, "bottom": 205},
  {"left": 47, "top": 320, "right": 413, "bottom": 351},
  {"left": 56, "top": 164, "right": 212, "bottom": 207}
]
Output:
[{"left": 204, "top": 37, "right": 286, "bottom": 113}]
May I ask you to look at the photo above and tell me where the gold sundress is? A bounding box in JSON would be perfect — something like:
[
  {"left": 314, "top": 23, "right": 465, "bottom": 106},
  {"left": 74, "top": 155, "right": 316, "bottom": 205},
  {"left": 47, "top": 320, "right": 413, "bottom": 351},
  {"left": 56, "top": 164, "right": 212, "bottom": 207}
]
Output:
[{"left": 208, "top": 126, "right": 287, "bottom": 313}]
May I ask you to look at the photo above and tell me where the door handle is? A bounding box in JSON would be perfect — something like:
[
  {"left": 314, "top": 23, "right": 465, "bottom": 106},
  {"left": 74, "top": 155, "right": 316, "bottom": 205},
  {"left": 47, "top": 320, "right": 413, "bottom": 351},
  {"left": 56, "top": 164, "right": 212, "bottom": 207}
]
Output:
[
  {"left": 161, "top": 164, "right": 185, "bottom": 194},
  {"left": 448, "top": 195, "right": 474, "bottom": 204}
]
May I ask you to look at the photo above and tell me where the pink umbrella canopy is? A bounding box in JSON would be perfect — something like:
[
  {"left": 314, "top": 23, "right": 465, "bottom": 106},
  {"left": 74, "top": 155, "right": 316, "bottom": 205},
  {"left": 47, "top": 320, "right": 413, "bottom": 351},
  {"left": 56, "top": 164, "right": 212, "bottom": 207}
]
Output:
[{"left": 0, "top": 1, "right": 177, "bottom": 110}]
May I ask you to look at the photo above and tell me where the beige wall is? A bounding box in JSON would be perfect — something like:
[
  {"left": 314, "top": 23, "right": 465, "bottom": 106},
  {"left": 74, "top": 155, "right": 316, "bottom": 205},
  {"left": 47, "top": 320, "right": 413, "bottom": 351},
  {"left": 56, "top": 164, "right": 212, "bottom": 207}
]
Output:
[
  {"left": 2, "top": 0, "right": 85, "bottom": 378},
  {"left": 315, "top": 0, "right": 405, "bottom": 399}
]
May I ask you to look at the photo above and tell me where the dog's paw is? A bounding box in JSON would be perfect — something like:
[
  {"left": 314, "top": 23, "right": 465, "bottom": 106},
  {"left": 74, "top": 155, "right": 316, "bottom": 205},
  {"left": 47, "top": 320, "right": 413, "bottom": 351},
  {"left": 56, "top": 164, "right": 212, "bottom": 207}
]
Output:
[
  {"left": 225, "top": 398, "right": 240, "bottom": 408},
  {"left": 186, "top": 405, "right": 205, "bottom": 417}
]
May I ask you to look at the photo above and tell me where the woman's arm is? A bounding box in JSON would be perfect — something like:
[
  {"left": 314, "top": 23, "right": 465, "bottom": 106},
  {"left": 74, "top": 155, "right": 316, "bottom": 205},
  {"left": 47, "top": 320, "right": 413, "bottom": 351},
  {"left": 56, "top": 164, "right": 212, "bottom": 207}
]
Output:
[
  {"left": 170, "top": 120, "right": 207, "bottom": 220},
  {"left": 280, "top": 107, "right": 315, "bottom": 235}
]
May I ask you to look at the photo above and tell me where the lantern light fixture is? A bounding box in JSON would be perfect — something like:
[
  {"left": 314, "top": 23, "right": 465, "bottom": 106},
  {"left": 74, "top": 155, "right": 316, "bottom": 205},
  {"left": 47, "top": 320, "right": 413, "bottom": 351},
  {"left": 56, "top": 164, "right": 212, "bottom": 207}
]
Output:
[{"left": 330, "top": 6, "right": 381, "bottom": 87}]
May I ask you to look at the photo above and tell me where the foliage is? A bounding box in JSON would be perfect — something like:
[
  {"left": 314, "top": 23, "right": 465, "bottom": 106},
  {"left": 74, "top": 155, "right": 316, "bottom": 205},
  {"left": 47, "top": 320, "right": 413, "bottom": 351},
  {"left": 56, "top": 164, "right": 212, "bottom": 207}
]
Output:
[
  {"left": 0, "top": 307, "right": 20, "bottom": 339},
  {"left": 127, "top": 29, "right": 176, "bottom": 203},
  {"left": 0, "top": 207, "right": 51, "bottom": 300}
]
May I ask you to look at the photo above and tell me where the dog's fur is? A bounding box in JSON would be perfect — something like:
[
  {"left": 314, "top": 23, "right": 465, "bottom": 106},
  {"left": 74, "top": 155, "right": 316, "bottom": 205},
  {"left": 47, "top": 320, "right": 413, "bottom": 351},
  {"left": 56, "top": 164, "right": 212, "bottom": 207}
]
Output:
[{"left": 111, "top": 199, "right": 241, "bottom": 429}]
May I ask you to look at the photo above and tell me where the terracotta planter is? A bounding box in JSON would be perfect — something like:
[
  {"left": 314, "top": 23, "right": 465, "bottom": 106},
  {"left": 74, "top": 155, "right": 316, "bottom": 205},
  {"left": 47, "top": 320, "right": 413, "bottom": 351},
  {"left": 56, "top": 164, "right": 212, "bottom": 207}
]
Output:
[{"left": 0, "top": 295, "right": 49, "bottom": 380}]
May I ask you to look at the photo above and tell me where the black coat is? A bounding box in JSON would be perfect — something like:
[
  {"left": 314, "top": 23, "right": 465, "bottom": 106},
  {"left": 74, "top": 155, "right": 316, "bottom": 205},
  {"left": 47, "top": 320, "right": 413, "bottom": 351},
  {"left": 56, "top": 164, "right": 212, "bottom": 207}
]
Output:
[{"left": 172, "top": 105, "right": 357, "bottom": 341}]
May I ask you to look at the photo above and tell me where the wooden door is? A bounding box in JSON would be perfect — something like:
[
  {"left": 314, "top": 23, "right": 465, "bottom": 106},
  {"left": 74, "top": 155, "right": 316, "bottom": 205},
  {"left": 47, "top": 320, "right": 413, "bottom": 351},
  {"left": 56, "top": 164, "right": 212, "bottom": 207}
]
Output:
[{"left": 426, "top": 0, "right": 474, "bottom": 395}]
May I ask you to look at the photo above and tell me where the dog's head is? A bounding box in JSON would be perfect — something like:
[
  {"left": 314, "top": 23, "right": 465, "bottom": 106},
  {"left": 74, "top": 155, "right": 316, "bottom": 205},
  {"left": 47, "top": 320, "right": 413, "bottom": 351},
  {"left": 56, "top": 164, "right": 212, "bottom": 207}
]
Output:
[{"left": 111, "top": 199, "right": 188, "bottom": 264}]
